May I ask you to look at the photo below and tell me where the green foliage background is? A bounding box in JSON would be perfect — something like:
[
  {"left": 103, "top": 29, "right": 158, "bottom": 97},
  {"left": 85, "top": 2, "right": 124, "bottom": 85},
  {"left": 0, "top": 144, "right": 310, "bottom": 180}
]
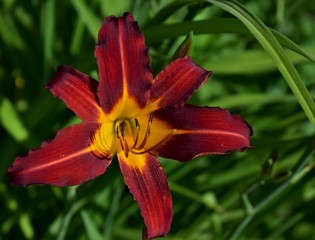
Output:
[{"left": 1, "top": 0, "right": 315, "bottom": 239}]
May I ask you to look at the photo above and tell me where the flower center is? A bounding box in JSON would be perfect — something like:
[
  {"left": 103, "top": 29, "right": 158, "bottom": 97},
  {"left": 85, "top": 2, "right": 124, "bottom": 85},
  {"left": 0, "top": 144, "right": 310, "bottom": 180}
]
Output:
[
  {"left": 90, "top": 114, "right": 173, "bottom": 159},
  {"left": 115, "top": 114, "right": 153, "bottom": 158}
]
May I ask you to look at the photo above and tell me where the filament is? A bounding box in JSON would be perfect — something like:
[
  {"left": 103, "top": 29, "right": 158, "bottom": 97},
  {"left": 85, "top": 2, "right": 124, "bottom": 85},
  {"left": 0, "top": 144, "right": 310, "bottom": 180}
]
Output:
[{"left": 115, "top": 114, "right": 171, "bottom": 158}]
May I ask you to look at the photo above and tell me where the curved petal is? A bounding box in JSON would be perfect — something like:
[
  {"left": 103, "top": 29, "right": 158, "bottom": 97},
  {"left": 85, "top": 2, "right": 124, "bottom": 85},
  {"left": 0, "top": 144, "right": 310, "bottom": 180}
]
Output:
[
  {"left": 148, "top": 57, "right": 211, "bottom": 111},
  {"left": 7, "top": 123, "right": 112, "bottom": 186},
  {"left": 46, "top": 66, "right": 108, "bottom": 123},
  {"left": 95, "top": 13, "right": 152, "bottom": 119},
  {"left": 149, "top": 105, "right": 253, "bottom": 162},
  {"left": 118, "top": 152, "right": 172, "bottom": 239}
]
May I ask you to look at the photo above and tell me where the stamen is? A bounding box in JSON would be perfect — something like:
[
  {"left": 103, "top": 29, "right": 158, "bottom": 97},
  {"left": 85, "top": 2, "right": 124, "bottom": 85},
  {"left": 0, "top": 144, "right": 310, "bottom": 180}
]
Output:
[
  {"left": 131, "top": 118, "right": 140, "bottom": 149},
  {"left": 130, "top": 114, "right": 173, "bottom": 155},
  {"left": 115, "top": 114, "right": 171, "bottom": 158},
  {"left": 123, "top": 139, "right": 130, "bottom": 158},
  {"left": 116, "top": 125, "right": 125, "bottom": 151},
  {"left": 119, "top": 122, "right": 125, "bottom": 138},
  {"left": 130, "top": 132, "right": 173, "bottom": 155},
  {"left": 134, "top": 113, "right": 153, "bottom": 150}
]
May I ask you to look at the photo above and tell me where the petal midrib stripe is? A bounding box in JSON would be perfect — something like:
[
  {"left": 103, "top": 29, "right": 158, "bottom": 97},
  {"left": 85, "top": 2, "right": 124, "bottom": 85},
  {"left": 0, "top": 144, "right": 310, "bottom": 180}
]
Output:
[
  {"left": 16, "top": 148, "right": 91, "bottom": 175},
  {"left": 175, "top": 129, "right": 249, "bottom": 141}
]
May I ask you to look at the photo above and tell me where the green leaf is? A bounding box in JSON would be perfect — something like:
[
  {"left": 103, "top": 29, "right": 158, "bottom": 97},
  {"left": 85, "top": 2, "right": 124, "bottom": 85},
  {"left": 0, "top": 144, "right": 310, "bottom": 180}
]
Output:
[
  {"left": 104, "top": 179, "right": 124, "bottom": 239},
  {"left": 0, "top": 9, "right": 25, "bottom": 49},
  {"left": 41, "top": 0, "right": 55, "bottom": 78},
  {"left": 143, "top": 19, "right": 247, "bottom": 43},
  {"left": 144, "top": 19, "right": 315, "bottom": 63},
  {"left": 207, "top": 47, "right": 315, "bottom": 75},
  {"left": 80, "top": 210, "right": 103, "bottom": 240},
  {"left": 70, "top": 19, "right": 85, "bottom": 56},
  {"left": 206, "top": 0, "right": 315, "bottom": 127},
  {"left": 144, "top": 0, "right": 204, "bottom": 26},
  {"left": 271, "top": 29, "right": 315, "bottom": 63},
  {"left": 19, "top": 213, "right": 34, "bottom": 240},
  {"left": 99, "top": 0, "right": 131, "bottom": 16},
  {"left": 57, "top": 199, "right": 87, "bottom": 240},
  {"left": 208, "top": 93, "right": 295, "bottom": 109},
  {"left": 0, "top": 98, "right": 29, "bottom": 142},
  {"left": 71, "top": 0, "right": 102, "bottom": 39},
  {"left": 235, "top": 142, "right": 315, "bottom": 240},
  {"left": 172, "top": 31, "right": 193, "bottom": 60}
]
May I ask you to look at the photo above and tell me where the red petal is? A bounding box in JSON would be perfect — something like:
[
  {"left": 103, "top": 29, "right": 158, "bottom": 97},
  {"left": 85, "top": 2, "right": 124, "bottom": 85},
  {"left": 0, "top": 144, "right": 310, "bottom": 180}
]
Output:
[
  {"left": 149, "top": 57, "right": 211, "bottom": 111},
  {"left": 46, "top": 66, "right": 107, "bottom": 122},
  {"left": 118, "top": 152, "right": 172, "bottom": 239},
  {"left": 150, "top": 105, "right": 253, "bottom": 162},
  {"left": 95, "top": 13, "right": 152, "bottom": 117},
  {"left": 7, "top": 123, "right": 111, "bottom": 186}
]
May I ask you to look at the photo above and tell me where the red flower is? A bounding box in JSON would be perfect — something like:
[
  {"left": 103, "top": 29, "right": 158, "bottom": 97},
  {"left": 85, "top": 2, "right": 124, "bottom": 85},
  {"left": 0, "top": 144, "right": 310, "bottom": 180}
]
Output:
[{"left": 8, "top": 13, "right": 252, "bottom": 239}]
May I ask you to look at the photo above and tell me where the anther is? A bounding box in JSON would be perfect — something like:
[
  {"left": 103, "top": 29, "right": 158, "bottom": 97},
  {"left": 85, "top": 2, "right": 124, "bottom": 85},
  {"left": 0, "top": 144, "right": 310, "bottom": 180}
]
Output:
[
  {"left": 131, "top": 118, "right": 140, "bottom": 149},
  {"left": 115, "top": 114, "right": 168, "bottom": 158},
  {"left": 132, "top": 114, "right": 153, "bottom": 151},
  {"left": 147, "top": 114, "right": 153, "bottom": 136}
]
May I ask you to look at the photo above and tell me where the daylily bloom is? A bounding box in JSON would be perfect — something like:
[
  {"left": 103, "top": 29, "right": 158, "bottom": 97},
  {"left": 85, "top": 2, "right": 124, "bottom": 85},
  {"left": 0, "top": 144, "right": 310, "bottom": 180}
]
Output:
[{"left": 8, "top": 13, "right": 252, "bottom": 239}]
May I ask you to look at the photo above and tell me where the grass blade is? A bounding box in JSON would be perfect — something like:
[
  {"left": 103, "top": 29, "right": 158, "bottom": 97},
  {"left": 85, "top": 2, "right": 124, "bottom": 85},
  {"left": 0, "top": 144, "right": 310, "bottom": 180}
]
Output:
[
  {"left": 146, "top": 0, "right": 315, "bottom": 62},
  {"left": 81, "top": 210, "right": 103, "bottom": 240},
  {"left": 41, "top": 0, "right": 55, "bottom": 78},
  {"left": 0, "top": 98, "right": 29, "bottom": 142},
  {"left": 207, "top": 0, "right": 315, "bottom": 127},
  {"left": 71, "top": 0, "right": 102, "bottom": 39},
  {"left": 207, "top": 47, "right": 315, "bottom": 75},
  {"left": 143, "top": 19, "right": 247, "bottom": 42}
]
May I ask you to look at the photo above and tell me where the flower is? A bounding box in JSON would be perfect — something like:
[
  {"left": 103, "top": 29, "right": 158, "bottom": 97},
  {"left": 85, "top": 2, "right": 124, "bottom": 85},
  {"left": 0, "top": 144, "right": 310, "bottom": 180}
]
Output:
[{"left": 8, "top": 13, "right": 253, "bottom": 239}]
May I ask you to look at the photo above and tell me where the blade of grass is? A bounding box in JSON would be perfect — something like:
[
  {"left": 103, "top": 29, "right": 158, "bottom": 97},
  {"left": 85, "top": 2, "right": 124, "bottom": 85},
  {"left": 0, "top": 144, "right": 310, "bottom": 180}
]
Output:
[
  {"left": 99, "top": 0, "right": 131, "bottom": 16},
  {"left": 207, "top": 94, "right": 295, "bottom": 109},
  {"left": 41, "top": 0, "right": 55, "bottom": 79},
  {"left": 71, "top": 0, "right": 102, "bottom": 39},
  {"left": 271, "top": 29, "right": 315, "bottom": 63},
  {"left": 103, "top": 179, "right": 124, "bottom": 239},
  {"left": 70, "top": 19, "right": 85, "bottom": 56},
  {"left": 19, "top": 213, "right": 34, "bottom": 240},
  {"left": 144, "top": 0, "right": 204, "bottom": 26},
  {"left": 145, "top": 2, "right": 315, "bottom": 62},
  {"left": 232, "top": 142, "right": 315, "bottom": 240},
  {"left": 266, "top": 212, "right": 304, "bottom": 239},
  {"left": 81, "top": 210, "right": 103, "bottom": 240},
  {"left": 57, "top": 199, "right": 87, "bottom": 240},
  {"left": 143, "top": 19, "right": 247, "bottom": 42},
  {"left": 144, "top": 20, "right": 315, "bottom": 63},
  {"left": 0, "top": 98, "right": 29, "bottom": 142},
  {"left": 207, "top": 47, "right": 315, "bottom": 75},
  {"left": 0, "top": 10, "right": 25, "bottom": 49},
  {"left": 206, "top": 0, "right": 315, "bottom": 128}
]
